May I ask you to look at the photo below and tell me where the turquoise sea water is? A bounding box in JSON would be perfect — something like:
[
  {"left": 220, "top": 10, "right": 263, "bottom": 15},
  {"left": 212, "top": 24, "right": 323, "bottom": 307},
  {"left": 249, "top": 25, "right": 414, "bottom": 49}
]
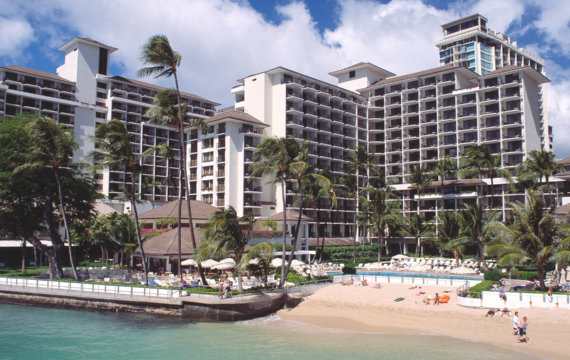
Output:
[{"left": 0, "top": 303, "right": 537, "bottom": 360}]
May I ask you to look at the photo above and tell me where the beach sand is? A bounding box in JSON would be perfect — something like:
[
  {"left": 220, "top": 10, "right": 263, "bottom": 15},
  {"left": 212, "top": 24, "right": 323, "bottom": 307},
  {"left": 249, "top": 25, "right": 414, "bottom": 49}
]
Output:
[{"left": 277, "top": 283, "right": 569, "bottom": 360}]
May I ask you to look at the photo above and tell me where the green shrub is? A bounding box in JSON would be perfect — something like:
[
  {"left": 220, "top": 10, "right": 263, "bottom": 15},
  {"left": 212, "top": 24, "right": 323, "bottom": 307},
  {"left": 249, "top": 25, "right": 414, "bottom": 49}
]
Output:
[
  {"left": 483, "top": 269, "right": 501, "bottom": 281},
  {"left": 342, "top": 266, "right": 356, "bottom": 274},
  {"left": 468, "top": 280, "right": 498, "bottom": 298},
  {"left": 510, "top": 270, "right": 538, "bottom": 280}
]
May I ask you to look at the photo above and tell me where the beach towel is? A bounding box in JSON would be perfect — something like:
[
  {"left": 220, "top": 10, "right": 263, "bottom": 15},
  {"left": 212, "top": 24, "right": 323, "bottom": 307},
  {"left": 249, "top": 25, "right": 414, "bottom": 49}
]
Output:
[{"left": 394, "top": 297, "right": 405, "bottom": 302}]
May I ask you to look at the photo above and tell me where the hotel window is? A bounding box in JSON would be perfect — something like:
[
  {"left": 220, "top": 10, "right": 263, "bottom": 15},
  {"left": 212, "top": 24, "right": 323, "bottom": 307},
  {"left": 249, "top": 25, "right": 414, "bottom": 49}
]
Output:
[
  {"left": 349, "top": 70, "right": 355, "bottom": 78},
  {"left": 203, "top": 194, "right": 213, "bottom": 204},
  {"left": 203, "top": 138, "right": 213, "bottom": 149},
  {"left": 202, "top": 152, "right": 214, "bottom": 162},
  {"left": 202, "top": 180, "right": 213, "bottom": 191},
  {"left": 202, "top": 166, "right": 213, "bottom": 176}
]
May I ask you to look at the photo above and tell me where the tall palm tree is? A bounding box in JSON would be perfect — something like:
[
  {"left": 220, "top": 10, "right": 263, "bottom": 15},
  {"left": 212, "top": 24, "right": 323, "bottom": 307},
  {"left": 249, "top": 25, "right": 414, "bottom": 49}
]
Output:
[
  {"left": 138, "top": 35, "right": 207, "bottom": 284},
  {"left": 517, "top": 149, "right": 563, "bottom": 205},
  {"left": 91, "top": 119, "right": 149, "bottom": 285},
  {"left": 453, "top": 202, "right": 499, "bottom": 271},
  {"left": 439, "top": 211, "right": 462, "bottom": 261},
  {"left": 318, "top": 169, "right": 339, "bottom": 261},
  {"left": 406, "top": 165, "right": 433, "bottom": 214},
  {"left": 432, "top": 155, "right": 457, "bottom": 211},
  {"left": 399, "top": 213, "right": 435, "bottom": 257},
  {"left": 346, "top": 146, "right": 371, "bottom": 258},
  {"left": 18, "top": 116, "right": 80, "bottom": 280},
  {"left": 303, "top": 169, "right": 332, "bottom": 264},
  {"left": 249, "top": 136, "right": 299, "bottom": 287},
  {"left": 488, "top": 192, "right": 565, "bottom": 290},
  {"left": 361, "top": 173, "right": 400, "bottom": 261}
]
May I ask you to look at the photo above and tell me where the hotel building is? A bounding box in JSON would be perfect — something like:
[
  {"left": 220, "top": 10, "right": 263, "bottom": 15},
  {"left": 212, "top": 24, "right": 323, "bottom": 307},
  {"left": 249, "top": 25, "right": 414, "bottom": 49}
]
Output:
[{"left": 0, "top": 38, "right": 218, "bottom": 202}]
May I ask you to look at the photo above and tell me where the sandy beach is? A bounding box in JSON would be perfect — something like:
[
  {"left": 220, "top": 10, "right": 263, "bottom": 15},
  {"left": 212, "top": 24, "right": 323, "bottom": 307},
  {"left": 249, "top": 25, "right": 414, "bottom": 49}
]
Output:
[{"left": 278, "top": 283, "right": 570, "bottom": 360}]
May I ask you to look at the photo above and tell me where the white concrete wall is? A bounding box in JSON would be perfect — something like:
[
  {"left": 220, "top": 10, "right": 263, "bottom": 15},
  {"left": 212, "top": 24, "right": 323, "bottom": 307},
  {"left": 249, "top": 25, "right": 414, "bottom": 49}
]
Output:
[
  {"left": 460, "top": 291, "right": 570, "bottom": 309},
  {"left": 522, "top": 72, "right": 542, "bottom": 154},
  {"left": 227, "top": 121, "right": 243, "bottom": 215},
  {"left": 57, "top": 43, "right": 101, "bottom": 162}
]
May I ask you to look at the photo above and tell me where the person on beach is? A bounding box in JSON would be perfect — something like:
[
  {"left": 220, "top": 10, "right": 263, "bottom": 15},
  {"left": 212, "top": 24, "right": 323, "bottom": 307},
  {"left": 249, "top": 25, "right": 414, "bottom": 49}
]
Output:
[
  {"left": 518, "top": 316, "right": 529, "bottom": 343},
  {"left": 433, "top": 293, "right": 440, "bottom": 305},
  {"left": 218, "top": 280, "right": 225, "bottom": 299},
  {"left": 499, "top": 284, "right": 507, "bottom": 302},
  {"left": 486, "top": 308, "right": 500, "bottom": 317},
  {"left": 178, "top": 275, "right": 186, "bottom": 296},
  {"left": 512, "top": 311, "right": 520, "bottom": 335},
  {"left": 500, "top": 308, "right": 511, "bottom": 317},
  {"left": 548, "top": 287, "right": 553, "bottom": 303},
  {"left": 225, "top": 280, "right": 232, "bottom": 298}
]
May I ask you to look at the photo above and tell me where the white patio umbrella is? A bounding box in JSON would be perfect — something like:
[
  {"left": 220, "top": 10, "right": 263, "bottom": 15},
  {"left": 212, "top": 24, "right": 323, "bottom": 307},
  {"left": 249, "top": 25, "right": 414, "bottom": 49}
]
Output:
[
  {"left": 271, "top": 258, "right": 283, "bottom": 268},
  {"left": 392, "top": 254, "right": 409, "bottom": 260},
  {"left": 291, "top": 259, "right": 305, "bottom": 267},
  {"left": 219, "top": 258, "right": 236, "bottom": 266},
  {"left": 248, "top": 258, "right": 260, "bottom": 265},
  {"left": 181, "top": 259, "right": 197, "bottom": 266},
  {"left": 212, "top": 262, "right": 235, "bottom": 271},
  {"left": 200, "top": 259, "right": 219, "bottom": 269}
]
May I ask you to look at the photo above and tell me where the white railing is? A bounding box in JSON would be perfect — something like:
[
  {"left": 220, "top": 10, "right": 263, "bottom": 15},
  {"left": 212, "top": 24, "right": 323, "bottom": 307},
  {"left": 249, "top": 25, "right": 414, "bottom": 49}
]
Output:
[
  {"left": 333, "top": 274, "right": 481, "bottom": 288},
  {"left": 478, "top": 291, "right": 570, "bottom": 309},
  {"left": 0, "top": 276, "right": 179, "bottom": 301}
]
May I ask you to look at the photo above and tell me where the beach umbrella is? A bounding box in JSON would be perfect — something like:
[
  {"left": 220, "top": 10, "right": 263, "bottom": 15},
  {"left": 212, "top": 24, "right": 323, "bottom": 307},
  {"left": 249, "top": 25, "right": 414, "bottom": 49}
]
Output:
[
  {"left": 212, "top": 262, "right": 235, "bottom": 271},
  {"left": 271, "top": 258, "right": 283, "bottom": 268},
  {"left": 200, "top": 259, "right": 219, "bottom": 269},
  {"left": 248, "top": 258, "right": 260, "bottom": 265},
  {"left": 392, "top": 254, "right": 408, "bottom": 260},
  {"left": 181, "top": 259, "right": 197, "bottom": 266},
  {"left": 291, "top": 259, "right": 305, "bottom": 266},
  {"left": 219, "top": 258, "right": 236, "bottom": 266}
]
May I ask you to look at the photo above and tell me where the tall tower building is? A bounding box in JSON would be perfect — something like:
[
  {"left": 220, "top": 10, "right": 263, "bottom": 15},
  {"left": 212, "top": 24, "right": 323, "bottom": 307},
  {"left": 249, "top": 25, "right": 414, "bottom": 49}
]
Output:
[{"left": 436, "top": 14, "right": 551, "bottom": 150}]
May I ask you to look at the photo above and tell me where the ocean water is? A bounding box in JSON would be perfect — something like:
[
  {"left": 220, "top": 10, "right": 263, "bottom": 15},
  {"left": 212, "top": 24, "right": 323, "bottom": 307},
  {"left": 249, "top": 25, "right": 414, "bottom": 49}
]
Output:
[{"left": 0, "top": 303, "right": 537, "bottom": 360}]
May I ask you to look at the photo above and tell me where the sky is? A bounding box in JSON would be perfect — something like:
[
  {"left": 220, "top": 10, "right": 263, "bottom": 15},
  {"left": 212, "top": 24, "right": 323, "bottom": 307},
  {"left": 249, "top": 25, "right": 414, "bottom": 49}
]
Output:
[{"left": 1, "top": 0, "right": 569, "bottom": 157}]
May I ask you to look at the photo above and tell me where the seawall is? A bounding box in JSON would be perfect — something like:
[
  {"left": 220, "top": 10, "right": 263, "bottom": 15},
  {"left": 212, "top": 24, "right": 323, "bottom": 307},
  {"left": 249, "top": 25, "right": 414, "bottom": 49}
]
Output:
[{"left": 0, "top": 277, "right": 289, "bottom": 321}]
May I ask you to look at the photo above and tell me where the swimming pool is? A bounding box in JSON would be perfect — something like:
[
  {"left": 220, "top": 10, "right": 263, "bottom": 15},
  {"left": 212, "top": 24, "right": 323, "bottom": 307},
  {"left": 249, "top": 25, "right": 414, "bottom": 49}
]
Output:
[{"left": 356, "top": 271, "right": 481, "bottom": 280}]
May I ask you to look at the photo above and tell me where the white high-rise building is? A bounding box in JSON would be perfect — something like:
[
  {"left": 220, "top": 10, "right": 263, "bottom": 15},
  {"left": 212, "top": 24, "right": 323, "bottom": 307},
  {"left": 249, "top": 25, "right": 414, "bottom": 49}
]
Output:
[
  {"left": 436, "top": 14, "right": 551, "bottom": 151},
  {"left": 0, "top": 38, "right": 219, "bottom": 202}
]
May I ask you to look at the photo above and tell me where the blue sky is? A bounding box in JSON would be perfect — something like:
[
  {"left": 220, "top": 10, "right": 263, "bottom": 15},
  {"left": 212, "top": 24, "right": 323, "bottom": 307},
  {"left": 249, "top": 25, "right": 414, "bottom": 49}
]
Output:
[{"left": 1, "top": 0, "right": 569, "bottom": 157}]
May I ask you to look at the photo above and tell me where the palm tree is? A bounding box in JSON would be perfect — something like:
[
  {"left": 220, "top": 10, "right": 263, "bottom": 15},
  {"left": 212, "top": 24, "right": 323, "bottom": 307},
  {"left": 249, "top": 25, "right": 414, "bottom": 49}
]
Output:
[
  {"left": 18, "top": 116, "right": 80, "bottom": 280},
  {"left": 201, "top": 206, "right": 249, "bottom": 291},
  {"left": 517, "top": 149, "right": 563, "bottom": 205},
  {"left": 361, "top": 173, "right": 400, "bottom": 261},
  {"left": 488, "top": 192, "right": 566, "bottom": 290},
  {"left": 138, "top": 35, "right": 206, "bottom": 284},
  {"left": 453, "top": 202, "right": 500, "bottom": 271},
  {"left": 461, "top": 145, "right": 512, "bottom": 208},
  {"left": 399, "top": 213, "right": 435, "bottom": 257},
  {"left": 238, "top": 242, "right": 274, "bottom": 286},
  {"left": 406, "top": 165, "right": 433, "bottom": 214},
  {"left": 91, "top": 119, "right": 150, "bottom": 285},
  {"left": 432, "top": 155, "right": 457, "bottom": 211},
  {"left": 346, "top": 145, "right": 371, "bottom": 262},
  {"left": 318, "top": 169, "right": 339, "bottom": 261},
  {"left": 302, "top": 170, "right": 332, "bottom": 264},
  {"left": 438, "top": 211, "right": 462, "bottom": 261},
  {"left": 249, "top": 136, "right": 299, "bottom": 288}
]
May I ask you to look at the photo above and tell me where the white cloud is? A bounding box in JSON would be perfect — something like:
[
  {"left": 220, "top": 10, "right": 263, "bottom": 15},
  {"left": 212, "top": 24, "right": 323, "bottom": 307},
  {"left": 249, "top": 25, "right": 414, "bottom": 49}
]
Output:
[
  {"left": 0, "top": 17, "right": 34, "bottom": 59},
  {"left": 2, "top": 0, "right": 569, "bottom": 157}
]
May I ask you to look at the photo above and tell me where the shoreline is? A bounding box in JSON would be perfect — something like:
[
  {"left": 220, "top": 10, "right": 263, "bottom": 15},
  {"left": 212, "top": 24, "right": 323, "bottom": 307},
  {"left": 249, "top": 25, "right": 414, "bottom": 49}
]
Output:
[{"left": 277, "top": 283, "right": 568, "bottom": 360}]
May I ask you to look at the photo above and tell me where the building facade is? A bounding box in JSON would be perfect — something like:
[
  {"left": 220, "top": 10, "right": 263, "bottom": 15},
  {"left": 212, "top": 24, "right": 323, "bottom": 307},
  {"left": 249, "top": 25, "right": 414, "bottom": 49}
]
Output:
[
  {"left": 0, "top": 38, "right": 219, "bottom": 202},
  {"left": 436, "top": 14, "right": 551, "bottom": 151}
]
